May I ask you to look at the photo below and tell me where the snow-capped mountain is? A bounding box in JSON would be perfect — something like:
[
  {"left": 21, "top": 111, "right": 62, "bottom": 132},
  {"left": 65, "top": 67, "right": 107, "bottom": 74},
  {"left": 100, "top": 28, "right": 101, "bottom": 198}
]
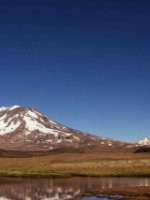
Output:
[
  {"left": 138, "top": 138, "right": 150, "bottom": 146},
  {"left": 0, "top": 105, "right": 126, "bottom": 151}
]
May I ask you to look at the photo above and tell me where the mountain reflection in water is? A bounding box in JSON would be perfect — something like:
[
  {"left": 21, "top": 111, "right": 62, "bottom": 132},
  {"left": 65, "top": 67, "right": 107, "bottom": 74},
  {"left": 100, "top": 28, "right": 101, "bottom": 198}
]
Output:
[{"left": 0, "top": 177, "right": 150, "bottom": 200}]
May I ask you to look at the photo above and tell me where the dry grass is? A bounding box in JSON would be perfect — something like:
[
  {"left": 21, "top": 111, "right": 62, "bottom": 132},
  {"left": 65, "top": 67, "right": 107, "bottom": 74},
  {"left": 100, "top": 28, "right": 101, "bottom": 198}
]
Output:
[{"left": 0, "top": 152, "right": 150, "bottom": 177}]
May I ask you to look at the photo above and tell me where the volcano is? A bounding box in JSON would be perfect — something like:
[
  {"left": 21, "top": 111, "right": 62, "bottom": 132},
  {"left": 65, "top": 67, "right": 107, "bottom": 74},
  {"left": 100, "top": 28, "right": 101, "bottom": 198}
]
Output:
[{"left": 0, "top": 105, "right": 127, "bottom": 151}]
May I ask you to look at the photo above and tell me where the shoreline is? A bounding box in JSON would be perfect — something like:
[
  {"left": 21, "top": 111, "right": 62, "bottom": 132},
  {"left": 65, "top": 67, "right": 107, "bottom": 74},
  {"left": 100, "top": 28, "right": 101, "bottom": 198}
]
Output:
[
  {"left": 82, "top": 186, "right": 150, "bottom": 200},
  {"left": 0, "top": 173, "right": 150, "bottom": 178}
]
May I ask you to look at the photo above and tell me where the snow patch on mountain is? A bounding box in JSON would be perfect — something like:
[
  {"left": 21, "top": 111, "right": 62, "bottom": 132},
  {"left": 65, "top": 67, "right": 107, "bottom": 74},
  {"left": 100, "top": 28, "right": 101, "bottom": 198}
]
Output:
[
  {"left": 138, "top": 138, "right": 150, "bottom": 146},
  {"left": 24, "top": 115, "right": 59, "bottom": 136},
  {"left": 8, "top": 105, "right": 20, "bottom": 110},
  {"left": 0, "top": 119, "right": 21, "bottom": 135},
  {"left": 0, "top": 107, "right": 8, "bottom": 112},
  {"left": 26, "top": 110, "right": 38, "bottom": 119}
]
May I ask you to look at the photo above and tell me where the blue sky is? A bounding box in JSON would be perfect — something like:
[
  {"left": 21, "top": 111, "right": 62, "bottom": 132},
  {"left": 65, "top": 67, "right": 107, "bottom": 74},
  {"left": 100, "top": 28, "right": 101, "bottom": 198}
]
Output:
[{"left": 0, "top": 0, "right": 150, "bottom": 142}]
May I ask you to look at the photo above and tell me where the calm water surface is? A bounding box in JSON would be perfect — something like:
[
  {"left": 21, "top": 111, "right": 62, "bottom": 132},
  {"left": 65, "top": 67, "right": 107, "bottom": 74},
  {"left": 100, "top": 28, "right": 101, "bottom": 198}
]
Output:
[
  {"left": 0, "top": 177, "right": 149, "bottom": 200},
  {"left": 83, "top": 197, "right": 104, "bottom": 200}
]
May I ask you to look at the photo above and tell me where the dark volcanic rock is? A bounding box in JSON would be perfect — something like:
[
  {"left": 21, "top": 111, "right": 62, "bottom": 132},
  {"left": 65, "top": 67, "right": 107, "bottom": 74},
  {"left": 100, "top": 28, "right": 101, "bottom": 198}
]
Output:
[{"left": 134, "top": 147, "right": 150, "bottom": 153}]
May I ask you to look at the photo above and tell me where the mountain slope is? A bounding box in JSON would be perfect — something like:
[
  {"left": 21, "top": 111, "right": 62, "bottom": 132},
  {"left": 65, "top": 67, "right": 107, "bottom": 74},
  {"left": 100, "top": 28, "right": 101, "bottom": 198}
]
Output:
[{"left": 0, "top": 105, "right": 127, "bottom": 151}]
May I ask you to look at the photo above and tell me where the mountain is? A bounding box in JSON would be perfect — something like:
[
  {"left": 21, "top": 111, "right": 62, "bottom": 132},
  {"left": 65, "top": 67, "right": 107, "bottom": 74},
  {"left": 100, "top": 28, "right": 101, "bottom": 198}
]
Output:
[
  {"left": 134, "top": 138, "right": 150, "bottom": 153},
  {"left": 0, "top": 105, "right": 127, "bottom": 152},
  {"left": 138, "top": 138, "right": 150, "bottom": 146}
]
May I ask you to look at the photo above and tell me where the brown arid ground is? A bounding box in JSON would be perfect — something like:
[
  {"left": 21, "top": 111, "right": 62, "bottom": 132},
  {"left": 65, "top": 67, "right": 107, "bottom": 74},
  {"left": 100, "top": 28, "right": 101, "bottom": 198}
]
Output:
[
  {"left": 82, "top": 186, "right": 150, "bottom": 200},
  {"left": 0, "top": 151, "right": 150, "bottom": 177}
]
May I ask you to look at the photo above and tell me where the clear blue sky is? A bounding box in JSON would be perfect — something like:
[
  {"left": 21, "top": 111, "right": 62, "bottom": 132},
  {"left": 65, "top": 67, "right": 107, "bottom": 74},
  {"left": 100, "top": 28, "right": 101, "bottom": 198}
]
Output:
[{"left": 0, "top": 0, "right": 150, "bottom": 142}]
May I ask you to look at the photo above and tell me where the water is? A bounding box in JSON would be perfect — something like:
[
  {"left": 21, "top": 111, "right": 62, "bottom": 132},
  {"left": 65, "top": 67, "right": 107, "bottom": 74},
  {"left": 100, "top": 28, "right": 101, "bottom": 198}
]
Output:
[
  {"left": 83, "top": 195, "right": 124, "bottom": 200},
  {"left": 0, "top": 177, "right": 149, "bottom": 200},
  {"left": 83, "top": 197, "right": 104, "bottom": 200}
]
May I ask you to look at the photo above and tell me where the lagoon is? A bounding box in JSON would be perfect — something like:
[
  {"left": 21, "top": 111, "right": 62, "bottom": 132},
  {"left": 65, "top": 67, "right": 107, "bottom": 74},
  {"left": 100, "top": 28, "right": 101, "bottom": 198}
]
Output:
[{"left": 0, "top": 177, "right": 150, "bottom": 200}]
